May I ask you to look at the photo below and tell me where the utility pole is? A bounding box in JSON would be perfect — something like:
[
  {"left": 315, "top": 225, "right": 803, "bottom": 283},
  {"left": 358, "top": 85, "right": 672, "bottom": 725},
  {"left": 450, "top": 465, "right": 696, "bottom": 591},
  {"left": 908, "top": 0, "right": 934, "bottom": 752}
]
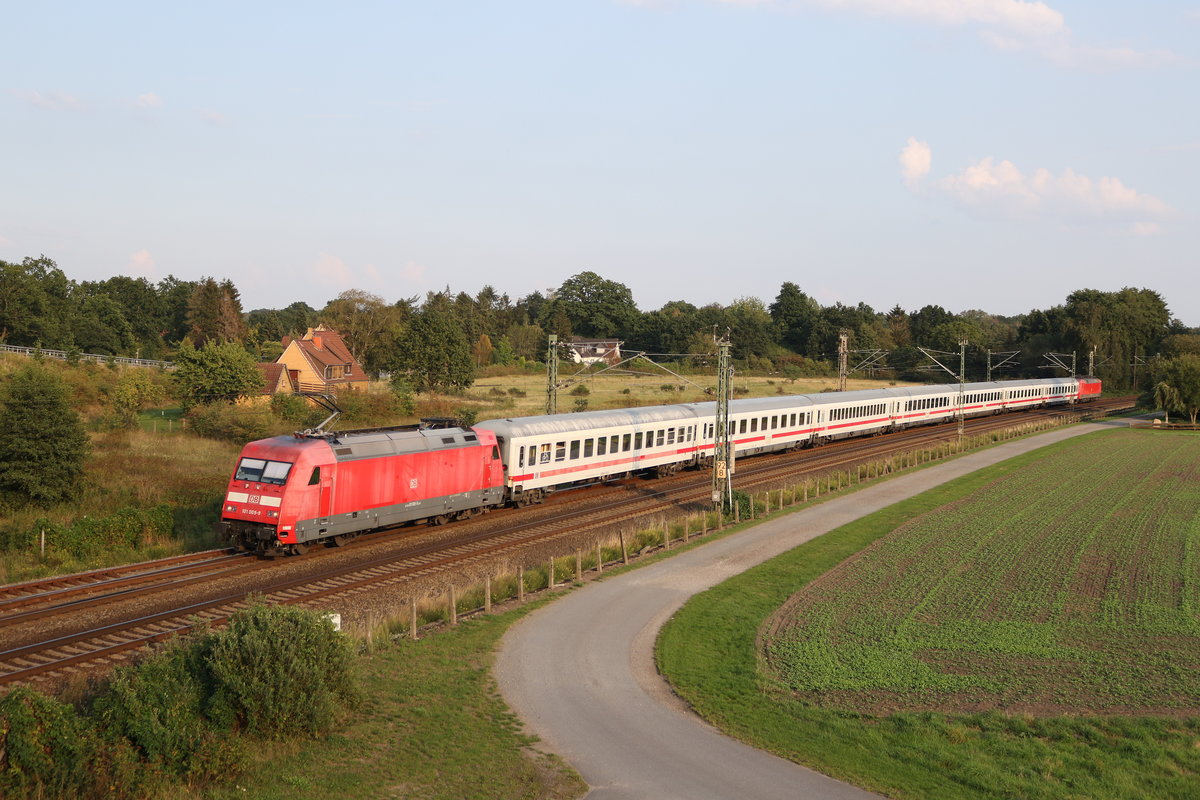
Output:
[
  {"left": 712, "top": 332, "right": 734, "bottom": 514},
  {"left": 837, "top": 330, "right": 849, "bottom": 392},
  {"left": 546, "top": 335, "right": 559, "bottom": 415},
  {"left": 958, "top": 339, "right": 966, "bottom": 440},
  {"left": 1089, "top": 346, "right": 1095, "bottom": 377}
]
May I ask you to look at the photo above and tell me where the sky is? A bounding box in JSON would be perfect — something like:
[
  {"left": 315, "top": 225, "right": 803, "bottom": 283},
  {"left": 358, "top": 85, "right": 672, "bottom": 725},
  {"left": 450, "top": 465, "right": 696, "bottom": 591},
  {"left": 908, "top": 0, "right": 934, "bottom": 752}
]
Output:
[{"left": 2, "top": 1, "right": 1197, "bottom": 325}]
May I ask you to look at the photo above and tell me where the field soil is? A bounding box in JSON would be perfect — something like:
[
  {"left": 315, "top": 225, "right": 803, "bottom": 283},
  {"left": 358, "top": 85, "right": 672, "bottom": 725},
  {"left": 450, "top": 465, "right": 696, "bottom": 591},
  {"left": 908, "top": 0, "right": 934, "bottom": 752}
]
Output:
[{"left": 760, "top": 428, "right": 1200, "bottom": 717}]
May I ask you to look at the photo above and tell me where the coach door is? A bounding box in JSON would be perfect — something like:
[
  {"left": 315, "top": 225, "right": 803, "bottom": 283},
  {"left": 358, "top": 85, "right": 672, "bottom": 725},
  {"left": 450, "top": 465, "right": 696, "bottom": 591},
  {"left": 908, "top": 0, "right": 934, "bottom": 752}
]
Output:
[{"left": 318, "top": 470, "right": 332, "bottom": 524}]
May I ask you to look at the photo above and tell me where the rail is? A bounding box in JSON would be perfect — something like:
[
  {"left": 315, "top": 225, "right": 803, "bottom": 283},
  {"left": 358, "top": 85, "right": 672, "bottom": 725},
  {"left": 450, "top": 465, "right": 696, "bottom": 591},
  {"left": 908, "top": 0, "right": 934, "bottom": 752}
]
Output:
[{"left": 0, "top": 343, "right": 174, "bottom": 369}]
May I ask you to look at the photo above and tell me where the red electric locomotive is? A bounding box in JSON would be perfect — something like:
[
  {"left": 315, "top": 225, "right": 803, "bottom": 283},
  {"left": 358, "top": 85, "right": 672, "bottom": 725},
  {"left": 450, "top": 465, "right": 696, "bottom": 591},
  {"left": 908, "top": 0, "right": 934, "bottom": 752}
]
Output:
[
  {"left": 219, "top": 419, "right": 505, "bottom": 555},
  {"left": 1076, "top": 377, "right": 1103, "bottom": 401}
]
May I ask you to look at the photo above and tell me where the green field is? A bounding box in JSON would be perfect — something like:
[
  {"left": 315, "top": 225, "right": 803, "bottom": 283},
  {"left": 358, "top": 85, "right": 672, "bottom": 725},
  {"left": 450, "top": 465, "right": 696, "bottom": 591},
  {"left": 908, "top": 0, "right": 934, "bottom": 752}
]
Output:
[{"left": 658, "top": 429, "right": 1200, "bottom": 799}]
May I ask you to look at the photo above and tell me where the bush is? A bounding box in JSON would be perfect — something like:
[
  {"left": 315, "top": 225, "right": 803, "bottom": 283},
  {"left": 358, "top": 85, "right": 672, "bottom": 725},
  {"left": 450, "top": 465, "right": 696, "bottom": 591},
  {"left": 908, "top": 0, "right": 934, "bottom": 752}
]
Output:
[
  {"left": 660, "top": 384, "right": 676, "bottom": 393},
  {"left": 92, "top": 639, "right": 243, "bottom": 781},
  {"left": 569, "top": 384, "right": 590, "bottom": 396},
  {"left": 0, "top": 688, "right": 109, "bottom": 799},
  {"left": 206, "top": 603, "right": 357, "bottom": 738},
  {"left": 186, "top": 402, "right": 274, "bottom": 443},
  {"left": 506, "top": 387, "right": 527, "bottom": 398},
  {"left": 270, "top": 393, "right": 324, "bottom": 427}
]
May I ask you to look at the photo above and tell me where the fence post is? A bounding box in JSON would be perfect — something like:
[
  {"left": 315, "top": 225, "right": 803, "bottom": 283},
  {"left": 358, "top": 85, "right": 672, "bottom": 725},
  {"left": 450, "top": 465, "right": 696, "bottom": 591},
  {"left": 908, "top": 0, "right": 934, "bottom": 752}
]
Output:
[
  {"left": 410, "top": 597, "right": 419, "bottom": 640},
  {"left": 575, "top": 550, "right": 582, "bottom": 581},
  {"left": 484, "top": 574, "right": 492, "bottom": 614},
  {"left": 548, "top": 558, "right": 556, "bottom": 588},
  {"left": 596, "top": 540, "right": 603, "bottom": 574},
  {"left": 662, "top": 518, "right": 670, "bottom": 551},
  {"left": 620, "top": 530, "right": 629, "bottom": 564},
  {"left": 682, "top": 516, "right": 689, "bottom": 543},
  {"left": 518, "top": 566, "right": 525, "bottom": 602},
  {"left": 448, "top": 586, "right": 457, "bottom": 625}
]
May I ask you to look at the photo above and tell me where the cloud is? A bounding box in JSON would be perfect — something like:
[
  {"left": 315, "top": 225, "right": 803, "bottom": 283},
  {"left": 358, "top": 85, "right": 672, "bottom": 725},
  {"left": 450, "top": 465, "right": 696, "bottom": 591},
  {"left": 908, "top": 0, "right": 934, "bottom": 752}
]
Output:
[
  {"left": 313, "top": 253, "right": 352, "bottom": 286},
  {"left": 198, "top": 108, "right": 231, "bottom": 126},
  {"left": 710, "top": 1, "right": 1175, "bottom": 69},
  {"left": 906, "top": 141, "right": 1171, "bottom": 232},
  {"left": 135, "top": 92, "right": 163, "bottom": 109},
  {"left": 899, "top": 137, "right": 932, "bottom": 187},
  {"left": 14, "top": 90, "right": 85, "bottom": 112},
  {"left": 128, "top": 249, "right": 157, "bottom": 277},
  {"left": 809, "top": 0, "right": 1064, "bottom": 37},
  {"left": 400, "top": 260, "right": 427, "bottom": 283}
]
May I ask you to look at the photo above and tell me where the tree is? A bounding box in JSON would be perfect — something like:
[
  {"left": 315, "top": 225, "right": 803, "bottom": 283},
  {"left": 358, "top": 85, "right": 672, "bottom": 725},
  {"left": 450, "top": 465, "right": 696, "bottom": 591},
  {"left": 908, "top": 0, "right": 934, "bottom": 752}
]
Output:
[
  {"left": 1152, "top": 354, "right": 1200, "bottom": 425},
  {"left": 393, "top": 301, "right": 474, "bottom": 393},
  {"left": 111, "top": 369, "right": 167, "bottom": 427},
  {"left": 185, "top": 278, "right": 247, "bottom": 346},
  {"left": 544, "top": 272, "right": 639, "bottom": 340},
  {"left": 1152, "top": 381, "right": 1182, "bottom": 424},
  {"left": 172, "top": 340, "right": 263, "bottom": 411},
  {"left": 0, "top": 363, "right": 90, "bottom": 506},
  {"left": 319, "top": 289, "right": 411, "bottom": 374},
  {"left": 769, "top": 282, "right": 821, "bottom": 354}
]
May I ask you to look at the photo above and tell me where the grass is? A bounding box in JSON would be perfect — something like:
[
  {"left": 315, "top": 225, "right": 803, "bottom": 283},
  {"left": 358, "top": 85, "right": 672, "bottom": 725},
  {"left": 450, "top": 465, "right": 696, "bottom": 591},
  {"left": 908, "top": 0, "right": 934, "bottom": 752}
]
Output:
[
  {"left": 657, "top": 428, "right": 1200, "bottom": 800},
  {"left": 198, "top": 601, "right": 585, "bottom": 800}
]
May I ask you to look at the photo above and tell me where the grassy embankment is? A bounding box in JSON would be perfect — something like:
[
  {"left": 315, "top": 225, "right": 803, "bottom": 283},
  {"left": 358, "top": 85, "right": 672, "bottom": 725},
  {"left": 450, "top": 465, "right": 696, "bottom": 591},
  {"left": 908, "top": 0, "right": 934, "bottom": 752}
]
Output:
[
  {"left": 198, "top": 600, "right": 586, "bottom": 800},
  {"left": 658, "top": 428, "right": 1200, "bottom": 800}
]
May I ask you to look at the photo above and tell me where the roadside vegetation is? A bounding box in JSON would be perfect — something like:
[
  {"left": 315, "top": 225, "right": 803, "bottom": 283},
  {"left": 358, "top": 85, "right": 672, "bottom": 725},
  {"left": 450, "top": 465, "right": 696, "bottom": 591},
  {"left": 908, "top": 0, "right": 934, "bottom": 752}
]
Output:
[
  {"left": 658, "top": 429, "right": 1200, "bottom": 800},
  {"left": 0, "top": 603, "right": 357, "bottom": 800}
]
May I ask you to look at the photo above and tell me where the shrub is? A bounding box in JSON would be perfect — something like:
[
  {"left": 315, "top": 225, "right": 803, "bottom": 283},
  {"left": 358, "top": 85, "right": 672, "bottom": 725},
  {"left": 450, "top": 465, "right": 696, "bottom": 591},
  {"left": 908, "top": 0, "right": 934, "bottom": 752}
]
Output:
[
  {"left": 569, "top": 384, "right": 590, "bottom": 396},
  {"left": 660, "top": 384, "right": 676, "bottom": 393},
  {"left": 186, "top": 403, "right": 274, "bottom": 443},
  {"left": 506, "top": 387, "right": 527, "bottom": 398},
  {"left": 573, "top": 398, "right": 589, "bottom": 412},
  {"left": 92, "top": 638, "right": 243, "bottom": 781},
  {"left": 0, "top": 688, "right": 104, "bottom": 799},
  {"left": 205, "top": 603, "right": 357, "bottom": 738}
]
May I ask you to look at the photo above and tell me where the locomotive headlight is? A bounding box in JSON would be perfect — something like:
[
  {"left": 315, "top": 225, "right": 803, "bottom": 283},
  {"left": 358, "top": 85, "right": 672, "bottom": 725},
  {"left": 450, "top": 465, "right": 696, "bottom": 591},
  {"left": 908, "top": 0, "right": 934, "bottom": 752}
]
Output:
[
  {"left": 225, "top": 504, "right": 237, "bottom": 512},
  {"left": 267, "top": 510, "right": 278, "bottom": 518}
]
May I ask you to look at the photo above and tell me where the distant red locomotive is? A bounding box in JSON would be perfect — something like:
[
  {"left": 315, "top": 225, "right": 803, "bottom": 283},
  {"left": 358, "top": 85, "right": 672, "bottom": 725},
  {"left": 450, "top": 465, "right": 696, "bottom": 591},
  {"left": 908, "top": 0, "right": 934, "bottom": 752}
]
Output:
[
  {"left": 1076, "top": 377, "right": 1103, "bottom": 401},
  {"left": 219, "top": 420, "right": 505, "bottom": 555}
]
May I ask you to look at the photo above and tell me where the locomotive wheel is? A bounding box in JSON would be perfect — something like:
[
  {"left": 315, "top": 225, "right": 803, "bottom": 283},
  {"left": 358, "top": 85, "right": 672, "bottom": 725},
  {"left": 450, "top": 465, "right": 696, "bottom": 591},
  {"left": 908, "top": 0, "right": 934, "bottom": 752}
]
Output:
[
  {"left": 290, "top": 542, "right": 309, "bottom": 556},
  {"left": 331, "top": 532, "right": 356, "bottom": 547},
  {"left": 431, "top": 514, "right": 450, "bottom": 526}
]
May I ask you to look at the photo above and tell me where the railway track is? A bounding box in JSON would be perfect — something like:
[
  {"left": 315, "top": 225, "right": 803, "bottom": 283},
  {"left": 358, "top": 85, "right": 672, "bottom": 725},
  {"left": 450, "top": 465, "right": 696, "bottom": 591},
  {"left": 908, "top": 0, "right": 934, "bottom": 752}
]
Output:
[{"left": 0, "top": 397, "right": 1135, "bottom": 689}]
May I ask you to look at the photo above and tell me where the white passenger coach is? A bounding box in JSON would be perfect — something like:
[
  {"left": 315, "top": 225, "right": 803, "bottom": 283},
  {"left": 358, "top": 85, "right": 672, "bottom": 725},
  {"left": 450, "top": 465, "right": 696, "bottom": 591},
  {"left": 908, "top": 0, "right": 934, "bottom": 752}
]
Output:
[{"left": 475, "top": 376, "right": 1096, "bottom": 506}]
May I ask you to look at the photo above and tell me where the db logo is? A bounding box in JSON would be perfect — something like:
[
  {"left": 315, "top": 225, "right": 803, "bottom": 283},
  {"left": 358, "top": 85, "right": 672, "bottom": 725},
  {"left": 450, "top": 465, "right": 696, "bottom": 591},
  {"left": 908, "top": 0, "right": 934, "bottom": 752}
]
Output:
[
  {"left": 409, "top": 479, "right": 419, "bottom": 489},
  {"left": 249, "top": 495, "right": 261, "bottom": 504}
]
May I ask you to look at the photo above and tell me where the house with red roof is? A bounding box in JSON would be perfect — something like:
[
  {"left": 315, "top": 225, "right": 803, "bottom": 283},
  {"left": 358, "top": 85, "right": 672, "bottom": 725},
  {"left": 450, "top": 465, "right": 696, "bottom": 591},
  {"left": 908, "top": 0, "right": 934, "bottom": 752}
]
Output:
[{"left": 275, "top": 324, "right": 370, "bottom": 395}]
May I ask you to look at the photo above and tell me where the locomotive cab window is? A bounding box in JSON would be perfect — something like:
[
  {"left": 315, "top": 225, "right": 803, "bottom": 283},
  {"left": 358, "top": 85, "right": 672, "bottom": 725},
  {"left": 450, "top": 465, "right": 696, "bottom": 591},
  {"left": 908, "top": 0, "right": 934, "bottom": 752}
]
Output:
[
  {"left": 308, "top": 467, "right": 320, "bottom": 486},
  {"left": 235, "top": 458, "right": 293, "bottom": 486}
]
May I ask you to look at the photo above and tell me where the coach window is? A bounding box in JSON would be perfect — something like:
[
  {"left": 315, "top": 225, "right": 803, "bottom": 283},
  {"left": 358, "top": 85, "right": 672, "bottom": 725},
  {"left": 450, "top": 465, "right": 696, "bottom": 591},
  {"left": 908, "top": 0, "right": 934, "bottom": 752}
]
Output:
[
  {"left": 750, "top": 418, "right": 758, "bottom": 433},
  {"left": 739, "top": 419, "right": 747, "bottom": 434},
  {"left": 634, "top": 432, "right": 643, "bottom": 450},
  {"left": 517, "top": 447, "right": 525, "bottom": 468},
  {"left": 596, "top": 438, "right": 606, "bottom": 456},
  {"left": 540, "top": 444, "right": 552, "bottom": 464},
  {"left": 656, "top": 429, "right": 665, "bottom": 446},
  {"left": 622, "top": 434, "right": 631, "bottom": 451},
  {"left": 666, "top": 428, "right": 675, "bottom": 445},
  {"left": 584, "top": 439, "right": 594, "bottom": 458},
  {"left": 570, "top": 441, "right": 580, "bottom": 460},
  {"left": 555, "top": 442, "right": 566, "bottom": 462}
]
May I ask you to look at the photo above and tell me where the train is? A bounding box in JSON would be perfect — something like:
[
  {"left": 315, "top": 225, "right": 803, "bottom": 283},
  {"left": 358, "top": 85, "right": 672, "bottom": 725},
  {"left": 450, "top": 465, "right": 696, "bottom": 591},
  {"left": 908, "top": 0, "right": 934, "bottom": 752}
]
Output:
[{"left": 219, "top": 376, "right": 1101, "bottom": 555}]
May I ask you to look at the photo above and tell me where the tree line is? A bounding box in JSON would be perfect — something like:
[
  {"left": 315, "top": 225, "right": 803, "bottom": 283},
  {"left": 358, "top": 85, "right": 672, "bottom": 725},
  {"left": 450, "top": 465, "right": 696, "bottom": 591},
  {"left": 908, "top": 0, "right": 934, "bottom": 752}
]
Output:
[{"left": 2, "top": 256, "right": 1196, "bottom": 395}]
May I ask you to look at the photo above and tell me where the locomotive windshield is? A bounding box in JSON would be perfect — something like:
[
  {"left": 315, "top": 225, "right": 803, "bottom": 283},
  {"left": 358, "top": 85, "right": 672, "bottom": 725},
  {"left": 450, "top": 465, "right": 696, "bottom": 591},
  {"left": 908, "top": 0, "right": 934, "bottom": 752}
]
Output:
[{"left": 234, "top": 457, "right": 293, "bottom": 485}]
